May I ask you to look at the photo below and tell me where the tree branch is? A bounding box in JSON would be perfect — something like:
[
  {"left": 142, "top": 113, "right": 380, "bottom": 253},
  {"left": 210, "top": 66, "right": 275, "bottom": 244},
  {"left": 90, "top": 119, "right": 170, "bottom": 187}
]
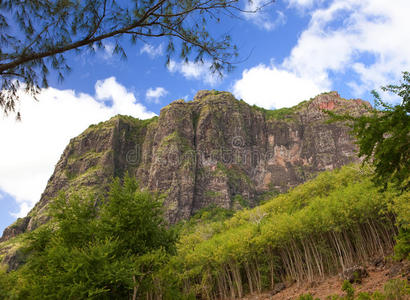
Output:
[{"left": 0, "top": 0, "right": 167, "bottom": 73}]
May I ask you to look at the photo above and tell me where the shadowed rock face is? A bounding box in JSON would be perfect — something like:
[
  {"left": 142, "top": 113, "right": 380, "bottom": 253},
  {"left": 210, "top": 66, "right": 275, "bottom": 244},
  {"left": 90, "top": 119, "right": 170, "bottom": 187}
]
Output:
[{"left": 1, "top": 91, "right": 371, "bottom": 240}]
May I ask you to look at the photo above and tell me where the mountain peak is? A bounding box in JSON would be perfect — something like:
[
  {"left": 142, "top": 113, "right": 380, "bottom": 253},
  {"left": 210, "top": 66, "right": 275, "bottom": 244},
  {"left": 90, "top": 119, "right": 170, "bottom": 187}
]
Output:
[
  {"left": 2, "top": 90, "right": 370, "bottom": 241},
  {"left": 309, "top": 91, "right": 372, "bottom": 112}
]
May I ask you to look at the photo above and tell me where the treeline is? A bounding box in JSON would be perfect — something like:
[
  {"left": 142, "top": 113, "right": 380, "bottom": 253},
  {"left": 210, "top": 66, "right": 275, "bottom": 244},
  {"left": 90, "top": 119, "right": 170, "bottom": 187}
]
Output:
[{"left": 0, "top": 164, "right": 408, "bottom": 299}]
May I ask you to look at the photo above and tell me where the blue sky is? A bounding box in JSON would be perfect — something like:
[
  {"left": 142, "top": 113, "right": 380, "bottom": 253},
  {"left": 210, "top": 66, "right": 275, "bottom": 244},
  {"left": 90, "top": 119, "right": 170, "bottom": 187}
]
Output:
[{"left": 1, "top": 0, "right": 410, "bottom": 234}]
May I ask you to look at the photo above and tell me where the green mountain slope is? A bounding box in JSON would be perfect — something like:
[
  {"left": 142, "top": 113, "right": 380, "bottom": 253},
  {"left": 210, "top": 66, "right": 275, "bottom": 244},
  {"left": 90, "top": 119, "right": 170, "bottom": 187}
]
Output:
[
  {"left": 170, "top": 164, "right": 406, "bottom": 298},
  {"left": 1, "top": 164, "right": 407, "bottom": 299}
]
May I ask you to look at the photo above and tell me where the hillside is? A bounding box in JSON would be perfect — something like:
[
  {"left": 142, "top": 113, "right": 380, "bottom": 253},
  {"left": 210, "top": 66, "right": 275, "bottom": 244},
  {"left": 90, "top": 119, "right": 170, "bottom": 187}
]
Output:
[
  {"left": 170, "top": 164, "right": 409, "bottom": 299},
  {"left": 1, "top": 90, "right": 370, "bottom": 241},
  {"left": 0, "top": 164, "right": 408, "bottom": 299}
]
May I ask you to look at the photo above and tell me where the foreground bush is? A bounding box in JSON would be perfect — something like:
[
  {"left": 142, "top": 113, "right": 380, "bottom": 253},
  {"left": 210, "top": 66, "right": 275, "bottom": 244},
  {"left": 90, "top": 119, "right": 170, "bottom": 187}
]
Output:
[{"left": 0, "top": 174, "right": 177, "bottom": 299}]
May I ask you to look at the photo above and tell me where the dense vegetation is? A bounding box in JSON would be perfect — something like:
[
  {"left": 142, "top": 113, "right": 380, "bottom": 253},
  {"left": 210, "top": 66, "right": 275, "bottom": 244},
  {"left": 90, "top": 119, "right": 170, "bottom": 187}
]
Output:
[
  {"left": 168, "top": 165, "right": 404, "bottom": 299},
  {"left": 0, "top": 175, "right": 177, "bottom": 299},
  {"left": 0, "top": 164, "right": 408, "bottom": 299}
]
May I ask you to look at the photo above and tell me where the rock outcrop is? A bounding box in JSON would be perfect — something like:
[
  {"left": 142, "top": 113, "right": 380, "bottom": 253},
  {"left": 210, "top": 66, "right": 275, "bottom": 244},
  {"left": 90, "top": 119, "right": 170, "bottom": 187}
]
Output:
[
  {"left": 1, "top": 90, "right": 371, "bottom": 240},
  {"left": 340, "top": 265, "right": 369, "bottom": 283}
]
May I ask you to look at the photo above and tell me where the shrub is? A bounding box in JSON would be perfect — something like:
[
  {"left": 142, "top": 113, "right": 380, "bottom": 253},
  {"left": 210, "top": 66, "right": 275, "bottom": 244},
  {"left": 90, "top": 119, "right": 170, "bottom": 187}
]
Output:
[
  {"left": 383, "top": 279, "right": 409, "bottom": 300},
  {"left": 342, "top": 280, "right": 355, "bottom": 300}
]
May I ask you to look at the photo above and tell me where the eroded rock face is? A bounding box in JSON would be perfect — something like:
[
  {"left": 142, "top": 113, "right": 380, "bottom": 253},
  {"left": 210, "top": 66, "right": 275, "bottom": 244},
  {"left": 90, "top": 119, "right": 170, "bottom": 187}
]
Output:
[
  {"left": 1, "top": 91, "right": 371, "bottom": 239},
  {"left": 0, "top": 217, "right": 30, "bottom": 242}
]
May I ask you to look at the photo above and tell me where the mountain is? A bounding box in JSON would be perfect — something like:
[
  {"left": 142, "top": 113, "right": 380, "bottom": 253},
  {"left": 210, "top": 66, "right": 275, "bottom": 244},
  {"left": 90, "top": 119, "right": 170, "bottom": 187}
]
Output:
[{"left": 1, "top": 90, "right": 371, "bottom": 241}]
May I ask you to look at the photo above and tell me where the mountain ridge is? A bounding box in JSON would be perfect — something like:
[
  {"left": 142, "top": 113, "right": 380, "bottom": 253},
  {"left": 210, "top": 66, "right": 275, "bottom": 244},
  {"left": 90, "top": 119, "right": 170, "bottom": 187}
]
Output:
[{"left": 1, "top": 90, "right": 371, "bottom": 241}]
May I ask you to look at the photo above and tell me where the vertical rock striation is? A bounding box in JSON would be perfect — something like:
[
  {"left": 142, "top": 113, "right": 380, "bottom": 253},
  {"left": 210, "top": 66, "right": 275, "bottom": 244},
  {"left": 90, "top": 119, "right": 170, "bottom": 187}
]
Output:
[{"left": 1, "top": 91, "right": 371, "bottom": 240}]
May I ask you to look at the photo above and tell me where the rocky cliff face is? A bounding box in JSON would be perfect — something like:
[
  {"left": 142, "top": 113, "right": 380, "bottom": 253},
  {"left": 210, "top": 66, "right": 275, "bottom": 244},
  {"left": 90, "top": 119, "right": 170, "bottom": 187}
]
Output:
[{"left": 1, "top": 91, "right": 371, "bottom": 241}]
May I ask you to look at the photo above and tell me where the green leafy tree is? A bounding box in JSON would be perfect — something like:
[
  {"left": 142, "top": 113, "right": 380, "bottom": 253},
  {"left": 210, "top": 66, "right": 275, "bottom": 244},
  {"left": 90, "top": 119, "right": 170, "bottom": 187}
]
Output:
[
  {"left": 8, "top": 174, "right": 177, "bottom": 299},
  {"left": 330, "top": 72, "right": 410, "bottom": 191},
  {"left": 392, "top": 191, "right": 410, "bottom": 260},
  {"left": 0, "top": 0, "right": 274, "bottom": 118}
]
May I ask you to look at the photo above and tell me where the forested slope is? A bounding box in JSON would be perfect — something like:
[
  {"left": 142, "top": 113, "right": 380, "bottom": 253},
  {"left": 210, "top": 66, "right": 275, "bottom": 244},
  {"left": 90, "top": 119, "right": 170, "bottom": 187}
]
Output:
[
  {"left": 169, "top": 164, "right": 407, "bottom": 299},
  {"left": 0, "top": 164, "right": 408, "bottom": 299}
]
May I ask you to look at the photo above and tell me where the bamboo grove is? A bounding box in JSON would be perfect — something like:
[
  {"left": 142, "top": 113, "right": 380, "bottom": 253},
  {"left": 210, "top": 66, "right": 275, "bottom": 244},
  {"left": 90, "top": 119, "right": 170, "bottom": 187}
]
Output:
[{"left": 159, "top": 164, "right": 406, "bottom": 299}]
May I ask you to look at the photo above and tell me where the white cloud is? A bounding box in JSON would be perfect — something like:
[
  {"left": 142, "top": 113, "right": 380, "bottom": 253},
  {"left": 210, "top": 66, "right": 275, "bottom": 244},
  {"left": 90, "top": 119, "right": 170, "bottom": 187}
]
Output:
[
  {"left": 140, "top": 43, "right": 164, "bottom": 58},
  {"left": 233, "top": 64, "right": 327, "bottom": 109},
  {"left": 146, "top": 87, "right": 168, "bottom": 103},
  {"left": 95, "top": 77, "right": 155, "bottom": 117},
  {"left": 10, "top": 202, "right": 30, "bottom": 219},
  {"left": 244, "top": 0, "right": 286, "bottom": 30},
  {"left": 102, "top": 42, "right": 115, "bottom": 59},
  {"left": 0, "top": 77, "right": 155, "bottom": 218},
  {"left": 234, "top": 0, "right": 410, "bottom": 108},
  {"left": 284, "top": 0, "right": 410, "bottom": 98},
  {"left": 287, "top": 0, "right": 319, "bottom": 9},
  {"left": 167, "top": 60, "right": 222, "bottom": 86}
]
